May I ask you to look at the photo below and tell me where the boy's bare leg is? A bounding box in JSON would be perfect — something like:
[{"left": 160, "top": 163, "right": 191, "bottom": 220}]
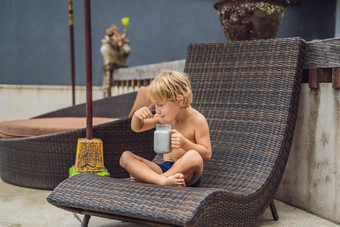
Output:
[
  {"left": 120, "top": 151, "right": 186, "bottom": 186},
  {"left": 162, "top": 150, "right": 203, "bottom": 186}
]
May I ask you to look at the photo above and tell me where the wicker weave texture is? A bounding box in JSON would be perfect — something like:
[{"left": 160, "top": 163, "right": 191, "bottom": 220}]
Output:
[
  {"left": 186, "top": 39, "right": 305, "bottom": 194},
  {"left": 48, "top": 38, "right": 305, "bottom": 226}
]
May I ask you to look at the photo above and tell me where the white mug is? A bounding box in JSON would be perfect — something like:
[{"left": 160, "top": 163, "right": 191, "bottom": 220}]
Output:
[{"left": 154, "top": 124, "right": 172, "bottom": 154}]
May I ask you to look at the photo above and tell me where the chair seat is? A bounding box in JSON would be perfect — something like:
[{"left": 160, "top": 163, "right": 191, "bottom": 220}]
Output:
[
  {"left": 0, "top": 117, "right": 118, "bottom": 138},
  {"left": 48, "top": 174, "right": 222, "bottom": 226}
]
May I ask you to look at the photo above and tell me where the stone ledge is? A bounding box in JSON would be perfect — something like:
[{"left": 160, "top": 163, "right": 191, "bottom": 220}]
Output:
[{"left": 114, "top": 60, "right": 185, "bottom": 81}]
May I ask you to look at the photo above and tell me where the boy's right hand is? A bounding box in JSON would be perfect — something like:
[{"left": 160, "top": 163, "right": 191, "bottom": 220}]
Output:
[{"left": 134, "top": 107, "right": 154, "bottom": 120}]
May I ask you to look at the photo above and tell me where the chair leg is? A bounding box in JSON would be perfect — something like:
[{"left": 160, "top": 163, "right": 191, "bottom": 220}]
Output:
[
  {"left": 81, "top": 215, "right": 91, "bottom": 227},
  {"left": 270, "top": 200, "right": 279, "bottom": 221}
]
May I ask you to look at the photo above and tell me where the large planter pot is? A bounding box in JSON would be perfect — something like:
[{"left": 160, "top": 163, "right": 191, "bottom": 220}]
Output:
[{"left": 214, "top": 0, "right": 290, "bottom": 41}]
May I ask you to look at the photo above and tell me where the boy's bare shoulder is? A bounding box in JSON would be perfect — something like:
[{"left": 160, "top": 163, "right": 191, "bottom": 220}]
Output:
[{"left": 189, "top": 108, "right": 207, "bottom": 124}]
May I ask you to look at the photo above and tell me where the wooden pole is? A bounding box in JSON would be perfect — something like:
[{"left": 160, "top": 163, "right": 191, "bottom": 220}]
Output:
[
  {"left": 68, "top": 0, "right": 76, "bottom": 106},
  {"left": 333, "top": 67, "right": 340, "bottom": 89},
  {"left": 70, "top": 1, "right": 109, "bottom": 176},
  {"left": 84, "top": 0, "right": 93, "bottom": 139}
]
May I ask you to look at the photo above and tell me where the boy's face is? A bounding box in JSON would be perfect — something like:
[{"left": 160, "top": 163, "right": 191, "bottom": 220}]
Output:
[{"left": 154, "top": 100, "right": 180, "bottom": 123}]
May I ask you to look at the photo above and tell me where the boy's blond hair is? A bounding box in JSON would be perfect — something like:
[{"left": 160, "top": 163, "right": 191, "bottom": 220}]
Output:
[{"left": 147, "top": 70, "right": 192, "bottom": 108}]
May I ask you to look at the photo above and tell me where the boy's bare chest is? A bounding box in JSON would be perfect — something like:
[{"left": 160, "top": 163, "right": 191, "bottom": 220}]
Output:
[
  {"left": 164, "top": 122, "right": 196, "bottom": 162},
  {"left": 172, "top": 122, "right": 195, "bottom": 143}
]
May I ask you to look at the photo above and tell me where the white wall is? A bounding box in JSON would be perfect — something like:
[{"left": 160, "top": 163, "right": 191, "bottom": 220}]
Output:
[
  {"left": 0, "top": 84, "right": 144, "bottom": 122},
  {"left": 276, "top": 83, "right": 340, "bottom": 224},
  {"left": 0, "top": 85, "right": 104, "bottom": 121}
]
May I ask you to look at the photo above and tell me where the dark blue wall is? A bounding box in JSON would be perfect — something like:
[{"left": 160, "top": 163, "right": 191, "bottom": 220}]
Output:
[{"left": 0, "top": 0, "right": 336, "bottom": 86}]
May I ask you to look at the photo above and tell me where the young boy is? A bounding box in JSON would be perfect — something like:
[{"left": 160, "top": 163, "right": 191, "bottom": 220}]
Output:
[{"left": 119, "top": 70, "right": 211, "bottom": 187}]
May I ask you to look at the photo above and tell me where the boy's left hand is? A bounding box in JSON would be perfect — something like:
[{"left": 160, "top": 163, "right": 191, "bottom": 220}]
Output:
[{"left": 170, "top": 129, "right": 186, "bottom": 149}]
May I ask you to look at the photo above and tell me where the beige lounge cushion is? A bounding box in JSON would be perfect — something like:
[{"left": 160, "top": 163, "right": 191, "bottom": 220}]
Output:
[
  {"left": 128, "top": 86, "right": 155, "bottom": 117},
  {"left": 0, "top": 117, "right": 118, "bottom": 138}
]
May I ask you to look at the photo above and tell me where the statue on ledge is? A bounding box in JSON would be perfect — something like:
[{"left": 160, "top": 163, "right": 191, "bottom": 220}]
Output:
[
  {"left": 100, "top": 17, "right": 131, "bottom": 97},
  {"left": 100, "top": 17, "right": 131, "bottom": 67}
]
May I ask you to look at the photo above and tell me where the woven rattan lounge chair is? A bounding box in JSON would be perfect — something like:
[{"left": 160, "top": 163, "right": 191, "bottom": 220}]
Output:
[
  {"left": 47, "top": 38, "right": 305, "bottom": 226},
  {"left": 0, "top": 92, "right": 155, "bottom": 189}
]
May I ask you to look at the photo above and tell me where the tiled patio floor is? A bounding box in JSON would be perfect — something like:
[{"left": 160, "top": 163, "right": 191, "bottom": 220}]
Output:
[{"left": 0, "top": 178, "right": 338, "bottom": 227}]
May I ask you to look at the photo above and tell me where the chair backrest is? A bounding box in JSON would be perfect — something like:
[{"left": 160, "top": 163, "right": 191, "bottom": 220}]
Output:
[{"left": 184, "top": 38, "right": 305, "bottom": 195}]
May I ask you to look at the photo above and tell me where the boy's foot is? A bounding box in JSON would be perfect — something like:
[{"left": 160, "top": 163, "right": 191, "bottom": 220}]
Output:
[
  {"left": 130, "top": 176, "right": 140, "bottom": 183},
  {"left": 163, "top": 173, "right": 186, "bottom": 187},
  {"left": 130, "top": 173, "right": 186, "bottom": 187}
]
